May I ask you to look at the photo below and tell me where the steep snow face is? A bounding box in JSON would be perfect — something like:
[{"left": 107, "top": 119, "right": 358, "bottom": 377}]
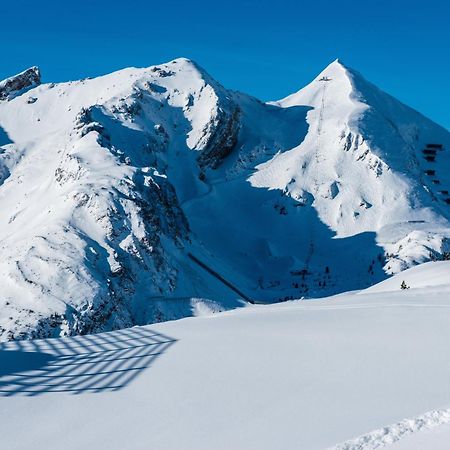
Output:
[
  {"left": 1, "top": 58, "right": 450, "bottom": 340},
  {"left": 251, "top": 60, "right": 450, "bottom": 273}
]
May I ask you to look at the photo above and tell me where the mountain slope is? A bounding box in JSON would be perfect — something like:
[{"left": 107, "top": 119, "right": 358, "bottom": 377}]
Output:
[
  {"left": 253, "top": 60, "right": 450, "bottom": 272},
  {"left": 0, "top": 58, "right": 450, "bottom": 340},
  {"left": 0, "top": 59, "right": 245, "bottom": 339},
  {"left": 181, "top": 59, "right": 450, "bottom": 300}
]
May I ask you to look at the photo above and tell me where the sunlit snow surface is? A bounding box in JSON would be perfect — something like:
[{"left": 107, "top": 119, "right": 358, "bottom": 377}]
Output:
[{"left": 1, "top": 261, "right": 450, "bottom": 449}]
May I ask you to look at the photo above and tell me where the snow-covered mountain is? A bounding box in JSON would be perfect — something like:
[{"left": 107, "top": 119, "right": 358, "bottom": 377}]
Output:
[{"left": 1, "top": 58, "right": 449, "bottom": 340}]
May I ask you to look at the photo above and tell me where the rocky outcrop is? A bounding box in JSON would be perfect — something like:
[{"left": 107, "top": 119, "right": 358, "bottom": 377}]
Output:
[
  {"left": 197, "top": 105, "right": 240, "bottom": 171},
  {"left": 0, "top": 67, "right": 41, "bottom": 100}
]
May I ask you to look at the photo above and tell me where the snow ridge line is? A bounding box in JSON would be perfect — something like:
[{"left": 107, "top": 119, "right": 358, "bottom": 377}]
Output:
[{"left": 329, "top": 408, "right": 450, "bottom": 450}]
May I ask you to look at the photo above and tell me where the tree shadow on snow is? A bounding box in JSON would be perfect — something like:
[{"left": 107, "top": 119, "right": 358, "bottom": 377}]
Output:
[{"left": 0, "top": 327, "right": 176, "bottom": 396}]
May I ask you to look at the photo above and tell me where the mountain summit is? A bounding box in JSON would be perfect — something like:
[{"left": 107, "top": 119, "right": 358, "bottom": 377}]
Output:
[{"left": 0, "top": 59, "right": 449, "bottom": 340}]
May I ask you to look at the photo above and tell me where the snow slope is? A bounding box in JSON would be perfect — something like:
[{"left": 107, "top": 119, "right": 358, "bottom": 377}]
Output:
[
  {"left": 254, "top": 60, "right": 450, "bottom": 274},
  {"left": 0, "top": 59, "right": 247, "bottom": 340},
  {"left": 1, "top": 261, "right": 450, "bottom": 449},
  {"left": 1, "top": 58, "right": 450, "bottom": 340},
  {"left": 364, "top": 260, "right": 450, "bottom": 293}
]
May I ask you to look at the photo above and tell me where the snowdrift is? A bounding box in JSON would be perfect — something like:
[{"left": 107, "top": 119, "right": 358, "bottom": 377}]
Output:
[{"left": 364, "top": 260, "right": 450, "bottom": 293}]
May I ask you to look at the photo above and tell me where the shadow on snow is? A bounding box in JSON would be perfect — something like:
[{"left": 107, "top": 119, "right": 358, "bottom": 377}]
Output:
[{"left": 0, "top": 327, "right": 176, "bottom": 396}]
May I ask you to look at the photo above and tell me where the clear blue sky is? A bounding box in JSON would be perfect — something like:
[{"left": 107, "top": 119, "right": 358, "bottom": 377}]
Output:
[{"left": 3, "top": 0, "right": 449, "bottom": 129}]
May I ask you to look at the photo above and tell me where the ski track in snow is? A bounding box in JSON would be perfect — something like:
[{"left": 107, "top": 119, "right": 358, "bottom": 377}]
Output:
[{"left": 330, "top": 409, "right": 450, "bottom": 450}]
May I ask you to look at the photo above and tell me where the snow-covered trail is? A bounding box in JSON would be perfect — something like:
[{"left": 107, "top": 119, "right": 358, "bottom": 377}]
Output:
[{"left": 1, "top": 265, "right": 450, "bottom": 450}]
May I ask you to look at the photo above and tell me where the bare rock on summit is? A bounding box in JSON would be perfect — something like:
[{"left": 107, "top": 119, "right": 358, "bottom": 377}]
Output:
[{"left": 0, "top": 66, "right": 41, "bottom": 100}]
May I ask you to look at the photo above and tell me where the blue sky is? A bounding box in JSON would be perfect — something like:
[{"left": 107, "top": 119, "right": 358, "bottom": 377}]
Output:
[{"left": 3, "top": 0, "right": 449, "bottom": 129}]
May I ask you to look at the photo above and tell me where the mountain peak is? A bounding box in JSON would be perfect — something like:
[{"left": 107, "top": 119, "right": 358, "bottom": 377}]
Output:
[
  {"left": 153, "top": 57, "right": 206, "bottom": 75},
  {"left": 169, "top": 57, "right": 195, "bottom": 65},
  {"left": 313, "top": 58, "right": 356, "bottom": 83},
  {"left": 0, "top": 66, "right": 41, "bottom": 100},
  {"left": 275, "top": 58, "right": 358, "bottom": 109},
  {"left": 143, "top": 57, "right": 220, "bottom": 90}
]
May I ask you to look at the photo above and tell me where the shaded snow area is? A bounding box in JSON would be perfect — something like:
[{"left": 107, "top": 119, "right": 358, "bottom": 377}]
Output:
[
  {"left": 1, "top": 57, "right": 450, "bottom": 340},
  {"left": 1, "top": 261, "right": 450, "bottom": 449}
]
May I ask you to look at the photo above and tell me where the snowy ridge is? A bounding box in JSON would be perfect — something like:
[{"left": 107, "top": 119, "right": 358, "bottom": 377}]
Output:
[
  {"left": 363, "top": 260, "right": 450, "bottom": 293},
  {"left": 330, "top": 409, "right": 450, "bottom": 450}
]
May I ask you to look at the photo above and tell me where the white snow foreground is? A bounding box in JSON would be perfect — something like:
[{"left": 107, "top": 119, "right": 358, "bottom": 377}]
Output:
[
  {"left": 1, "top": 261, "right": 450, "bottom": 449},
  {"left": 1, "top": 58, "right": 450, "bottom": 340}
]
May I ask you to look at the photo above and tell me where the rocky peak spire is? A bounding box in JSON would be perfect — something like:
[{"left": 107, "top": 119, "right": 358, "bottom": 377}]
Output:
[{"left": 0, "top": 66, "right": 41, "bottom": 100}]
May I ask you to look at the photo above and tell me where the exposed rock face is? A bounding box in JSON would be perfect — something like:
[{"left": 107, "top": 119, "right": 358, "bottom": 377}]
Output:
[
  {"left": 0, "top": 67, "right": 41, "bottom": 100},
  {"left": 197, "top": 106, "right": 240, "bottom": 171}
]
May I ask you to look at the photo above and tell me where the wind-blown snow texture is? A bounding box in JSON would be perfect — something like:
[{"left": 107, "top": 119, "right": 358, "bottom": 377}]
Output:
[{"left": 1, "top": 58, "right": 450, "bottom": 340}]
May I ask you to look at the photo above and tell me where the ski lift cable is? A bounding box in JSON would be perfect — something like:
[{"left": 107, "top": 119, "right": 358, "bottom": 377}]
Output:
[{"left": 306, "top": 75, "right": 331, "bottom": 274}]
